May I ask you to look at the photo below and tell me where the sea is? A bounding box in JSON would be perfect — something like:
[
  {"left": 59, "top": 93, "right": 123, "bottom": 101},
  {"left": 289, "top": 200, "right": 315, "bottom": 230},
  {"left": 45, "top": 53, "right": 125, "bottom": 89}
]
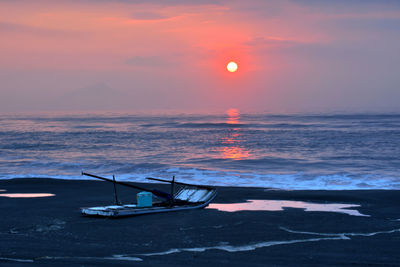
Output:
[{"left": 1, "top": 110, "right": 399, "bottom": 190}]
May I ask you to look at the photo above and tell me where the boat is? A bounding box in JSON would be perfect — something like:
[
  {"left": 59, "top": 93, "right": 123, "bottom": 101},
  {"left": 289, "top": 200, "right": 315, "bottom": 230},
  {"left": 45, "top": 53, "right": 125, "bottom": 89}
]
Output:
[{"left": 80, "top": 172, "right": 217, "bottom": 217}]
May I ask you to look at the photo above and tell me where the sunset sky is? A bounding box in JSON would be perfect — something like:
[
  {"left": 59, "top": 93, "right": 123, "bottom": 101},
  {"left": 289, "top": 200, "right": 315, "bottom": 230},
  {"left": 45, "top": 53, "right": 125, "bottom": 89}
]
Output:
[{"left": 1, "top": 0, "right": 399, "bottom": 113}]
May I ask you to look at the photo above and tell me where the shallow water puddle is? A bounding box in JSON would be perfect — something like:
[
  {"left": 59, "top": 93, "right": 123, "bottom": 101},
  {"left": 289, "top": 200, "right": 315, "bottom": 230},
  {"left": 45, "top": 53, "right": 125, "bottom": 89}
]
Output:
[
  {"left": 0, "top": 193, "right": 55, "bottom": 198},
  {"left": 207, "top": 200, "right": 369, "bottom": 217}
]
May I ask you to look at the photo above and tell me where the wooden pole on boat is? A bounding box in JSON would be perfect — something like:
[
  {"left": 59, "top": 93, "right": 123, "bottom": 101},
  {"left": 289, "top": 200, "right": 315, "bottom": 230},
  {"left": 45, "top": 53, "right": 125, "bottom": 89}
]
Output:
[
  {"left": 82, "top": 172, "right": 172, "bottom": 201},
  {"left": 170, "top": 176, "right": 175, "bottom": 206},
  {"left": 112, "top": 175, "right": 120, "bottom": 205}
]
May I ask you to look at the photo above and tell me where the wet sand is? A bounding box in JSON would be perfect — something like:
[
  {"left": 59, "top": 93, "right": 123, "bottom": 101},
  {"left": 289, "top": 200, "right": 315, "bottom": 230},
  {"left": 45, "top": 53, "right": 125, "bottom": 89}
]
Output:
[{"left": 1, "top": 178, "right": 400, "bottom": 266}]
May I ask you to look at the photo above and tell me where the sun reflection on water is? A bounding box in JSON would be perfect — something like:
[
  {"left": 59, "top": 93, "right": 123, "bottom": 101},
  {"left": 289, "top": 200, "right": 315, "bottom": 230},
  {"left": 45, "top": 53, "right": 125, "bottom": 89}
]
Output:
[
  {"left": 226, "top": 108, "right": 240, "bottom": 124},
  {"left": 220, "top": 109, "right": 250, "bottom": 160}
]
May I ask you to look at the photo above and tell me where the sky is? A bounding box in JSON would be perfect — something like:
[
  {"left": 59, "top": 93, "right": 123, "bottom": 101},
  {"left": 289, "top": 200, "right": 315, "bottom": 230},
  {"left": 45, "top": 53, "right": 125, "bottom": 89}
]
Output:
[{"left": 0, "top": 0, "right": 399, "bottom": 113}]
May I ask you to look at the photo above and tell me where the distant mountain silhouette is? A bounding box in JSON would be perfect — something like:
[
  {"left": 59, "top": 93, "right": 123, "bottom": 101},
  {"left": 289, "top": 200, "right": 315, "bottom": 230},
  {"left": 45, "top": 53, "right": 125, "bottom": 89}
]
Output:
[{"left": 58, "top": 83, "right": 129, "bottom": 110}]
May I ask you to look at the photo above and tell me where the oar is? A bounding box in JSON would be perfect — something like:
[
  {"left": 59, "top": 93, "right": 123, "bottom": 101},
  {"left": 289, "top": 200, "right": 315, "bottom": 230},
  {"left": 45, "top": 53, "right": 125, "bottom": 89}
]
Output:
[{"left": 82, "top": 172, "right": 171, "bottom": 200}]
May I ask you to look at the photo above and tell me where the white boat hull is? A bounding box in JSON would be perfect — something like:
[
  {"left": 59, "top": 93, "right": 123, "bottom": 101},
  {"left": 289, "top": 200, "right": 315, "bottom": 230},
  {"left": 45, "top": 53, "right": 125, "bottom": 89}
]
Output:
[{"left": 81, "top": 190, "right": 217, "bottom": 217}]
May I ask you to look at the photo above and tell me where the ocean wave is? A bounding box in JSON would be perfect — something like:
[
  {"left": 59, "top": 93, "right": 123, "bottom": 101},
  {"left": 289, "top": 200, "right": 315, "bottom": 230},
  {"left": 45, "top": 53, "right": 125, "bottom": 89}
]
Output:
[
  {"left": 141, "top": 122, "right": 333, "bottom": 129},
  {"left": 2, "top": 168, "right": 400, "bottom": 190},
  {"left": 1, "top": 113, "right": 399, "bottom": 190}
]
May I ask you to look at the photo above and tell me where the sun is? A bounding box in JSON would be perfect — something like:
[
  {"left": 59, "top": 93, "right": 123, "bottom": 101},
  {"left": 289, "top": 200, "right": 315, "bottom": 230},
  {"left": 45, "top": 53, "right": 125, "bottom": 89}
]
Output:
[{"left": 226, "top": 61, "right": 238, "bottom": 72}]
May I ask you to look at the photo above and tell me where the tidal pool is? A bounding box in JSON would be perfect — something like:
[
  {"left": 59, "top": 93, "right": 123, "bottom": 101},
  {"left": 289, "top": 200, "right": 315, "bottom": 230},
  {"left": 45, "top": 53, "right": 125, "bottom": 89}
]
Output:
[
  {"left": 0, "top": 193, "right": 55, "bottom": 198},
  {"left": 207, "top": 199, "right": 368, "bottom": 217}
]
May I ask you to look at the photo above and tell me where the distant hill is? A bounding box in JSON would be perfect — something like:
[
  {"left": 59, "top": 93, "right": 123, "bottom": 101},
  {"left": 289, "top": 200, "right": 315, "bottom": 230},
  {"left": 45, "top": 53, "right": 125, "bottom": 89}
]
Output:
[{"left": 57, "top": 83, "right": 130, "bottom": 110}]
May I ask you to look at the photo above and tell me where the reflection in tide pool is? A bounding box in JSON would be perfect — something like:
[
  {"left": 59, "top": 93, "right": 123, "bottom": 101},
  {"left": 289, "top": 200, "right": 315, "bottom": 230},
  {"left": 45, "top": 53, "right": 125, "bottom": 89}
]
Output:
[
  {"left": 207, "top": 200, "right": 369, "bottom": 217},
  {"left": 0, "top": 193, "right": 55, "bottom": 198}
]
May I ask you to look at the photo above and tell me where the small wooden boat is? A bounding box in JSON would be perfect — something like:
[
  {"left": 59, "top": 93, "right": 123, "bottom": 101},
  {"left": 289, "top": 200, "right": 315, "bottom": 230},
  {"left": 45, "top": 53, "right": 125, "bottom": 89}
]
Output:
[{"left": 80, "top": 172, "right": 217, "bottom": 218}]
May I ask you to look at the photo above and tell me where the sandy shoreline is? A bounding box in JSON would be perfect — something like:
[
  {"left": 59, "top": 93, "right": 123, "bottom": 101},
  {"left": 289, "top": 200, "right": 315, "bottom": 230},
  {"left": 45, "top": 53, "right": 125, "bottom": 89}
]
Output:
[{"left": 1, "top": 178, "right": 400, "bottom": 266}]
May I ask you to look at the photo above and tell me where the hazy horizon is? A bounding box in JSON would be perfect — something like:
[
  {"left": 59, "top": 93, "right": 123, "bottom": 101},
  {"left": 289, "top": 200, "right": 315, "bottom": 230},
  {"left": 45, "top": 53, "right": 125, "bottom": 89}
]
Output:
[{"left": 1, "top": 0, "right": 399, "bottom": 113}]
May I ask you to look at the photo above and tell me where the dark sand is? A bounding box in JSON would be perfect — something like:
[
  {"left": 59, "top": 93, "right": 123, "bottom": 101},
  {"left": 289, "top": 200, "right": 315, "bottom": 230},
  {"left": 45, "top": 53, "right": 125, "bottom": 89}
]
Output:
[{"left": 1, "top": 178, "right": 400, "bottom": 266}]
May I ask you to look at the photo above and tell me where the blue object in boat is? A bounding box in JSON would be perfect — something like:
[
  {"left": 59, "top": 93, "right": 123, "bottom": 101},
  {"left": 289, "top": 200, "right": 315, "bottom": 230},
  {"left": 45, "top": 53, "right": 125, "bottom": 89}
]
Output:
[{"left": 137, "top": 191, "right": 152, "bottom": 207}]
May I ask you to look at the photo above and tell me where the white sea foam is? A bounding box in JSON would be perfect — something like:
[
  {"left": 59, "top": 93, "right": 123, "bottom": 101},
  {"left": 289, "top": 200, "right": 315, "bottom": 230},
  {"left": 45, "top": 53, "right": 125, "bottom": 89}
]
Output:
[
  {"left": 280, "top": 227, "right": 400, "bottom": 238},
  {"left": 138, "top": 237, "right": 343, "bottom": 256},
  {"left": 0, "top": 257, "right": 34, "bottom": 263},
  {"left": 39, "top": 255, "right": 143, "bottom": 262},
  {"left": 11, "top": 227, "right": 400, "bottom": 263},
  {"left": 3, "top": 168, "right": 400, "bottom": 190},
  {"left": 106, "top": 255, "right": 143, "bottom": 261},
  {"left": 134, "top": 227, "right": 400, "bottom": 257}
]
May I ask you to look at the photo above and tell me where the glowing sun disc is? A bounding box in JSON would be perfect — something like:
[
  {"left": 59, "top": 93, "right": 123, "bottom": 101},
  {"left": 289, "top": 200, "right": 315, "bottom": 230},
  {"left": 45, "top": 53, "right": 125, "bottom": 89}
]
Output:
[{"left": 227, "top": 61, "right": 238, "bottom": 72}]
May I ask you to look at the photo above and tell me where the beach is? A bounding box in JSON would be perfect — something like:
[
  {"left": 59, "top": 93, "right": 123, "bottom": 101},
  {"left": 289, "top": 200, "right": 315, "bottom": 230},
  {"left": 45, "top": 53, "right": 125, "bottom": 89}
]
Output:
[
  {"left": 2, "top": 0, "right": 400, "bottom": 265},
  {"left": 1, "top": 178, "right": 399, "bottom": 266}
]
